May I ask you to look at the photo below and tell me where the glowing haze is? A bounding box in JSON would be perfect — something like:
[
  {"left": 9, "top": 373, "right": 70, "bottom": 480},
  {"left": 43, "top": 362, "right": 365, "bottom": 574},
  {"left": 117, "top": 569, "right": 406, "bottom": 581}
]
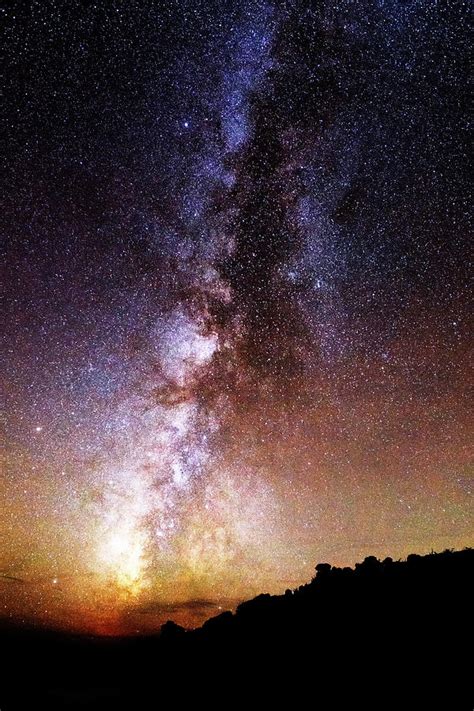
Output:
[{"left": 2, "top": 1, "right": 472, "bottom": 634}]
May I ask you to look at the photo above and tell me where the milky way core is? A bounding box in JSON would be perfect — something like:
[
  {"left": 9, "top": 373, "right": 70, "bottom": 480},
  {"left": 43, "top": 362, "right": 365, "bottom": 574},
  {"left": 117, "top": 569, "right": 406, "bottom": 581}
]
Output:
[{"left": 2, "top": 1, "right": 472, "bottom": 634}]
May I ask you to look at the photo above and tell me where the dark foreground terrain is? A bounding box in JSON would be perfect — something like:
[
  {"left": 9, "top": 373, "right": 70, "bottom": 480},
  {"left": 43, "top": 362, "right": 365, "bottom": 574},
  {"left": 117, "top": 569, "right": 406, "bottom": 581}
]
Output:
[{"left": 1, "top": 548, "right": 472, "bottom": 709}]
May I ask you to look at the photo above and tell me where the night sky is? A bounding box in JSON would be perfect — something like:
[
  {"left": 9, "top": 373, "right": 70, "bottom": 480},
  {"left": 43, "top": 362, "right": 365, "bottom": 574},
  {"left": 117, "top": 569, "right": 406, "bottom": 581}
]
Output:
[{"left": 3, "top": 0, "right": 472, "bottom": 634}]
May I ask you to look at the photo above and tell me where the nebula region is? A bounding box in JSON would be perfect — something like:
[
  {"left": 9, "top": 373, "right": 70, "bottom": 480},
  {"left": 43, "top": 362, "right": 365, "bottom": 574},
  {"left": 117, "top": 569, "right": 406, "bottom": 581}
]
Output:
[{"left": 2, "top": 1, "right": 472, "bottom": 634}]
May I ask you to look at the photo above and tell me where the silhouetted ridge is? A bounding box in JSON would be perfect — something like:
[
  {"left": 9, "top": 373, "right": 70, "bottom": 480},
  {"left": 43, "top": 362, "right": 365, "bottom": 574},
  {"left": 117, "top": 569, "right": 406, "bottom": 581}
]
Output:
[
  {"left": 1, "top": 549, "right": 472, "bottom": 709},
  {"left": 160, "top": 548, "right": 473, "bottom": 641}
]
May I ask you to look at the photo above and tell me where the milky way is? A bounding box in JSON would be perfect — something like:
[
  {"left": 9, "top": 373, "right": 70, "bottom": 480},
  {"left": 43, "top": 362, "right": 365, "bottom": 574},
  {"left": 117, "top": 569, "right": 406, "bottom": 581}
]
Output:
[{"left": 2, "top": 1, "right": 472, "bottom": 634}]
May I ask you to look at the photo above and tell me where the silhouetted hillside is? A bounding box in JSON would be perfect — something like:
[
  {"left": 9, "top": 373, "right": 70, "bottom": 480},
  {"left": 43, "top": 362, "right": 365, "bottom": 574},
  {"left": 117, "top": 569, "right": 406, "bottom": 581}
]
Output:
[{"left": 1, "top": 548, "right": 472, "bottom": 709}]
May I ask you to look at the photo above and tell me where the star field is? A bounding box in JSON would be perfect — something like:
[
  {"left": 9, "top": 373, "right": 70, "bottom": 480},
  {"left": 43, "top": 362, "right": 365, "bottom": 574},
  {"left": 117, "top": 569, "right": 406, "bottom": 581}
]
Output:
[{"left": 2, "top": 0, "right": 472, "bottom": 634}]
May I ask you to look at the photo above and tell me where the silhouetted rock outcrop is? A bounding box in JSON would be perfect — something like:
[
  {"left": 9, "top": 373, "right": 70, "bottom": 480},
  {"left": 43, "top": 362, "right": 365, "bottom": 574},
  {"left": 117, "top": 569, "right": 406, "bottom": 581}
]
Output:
[{"left": 1, "top": 548, "right": 472, "bottom": 709}]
